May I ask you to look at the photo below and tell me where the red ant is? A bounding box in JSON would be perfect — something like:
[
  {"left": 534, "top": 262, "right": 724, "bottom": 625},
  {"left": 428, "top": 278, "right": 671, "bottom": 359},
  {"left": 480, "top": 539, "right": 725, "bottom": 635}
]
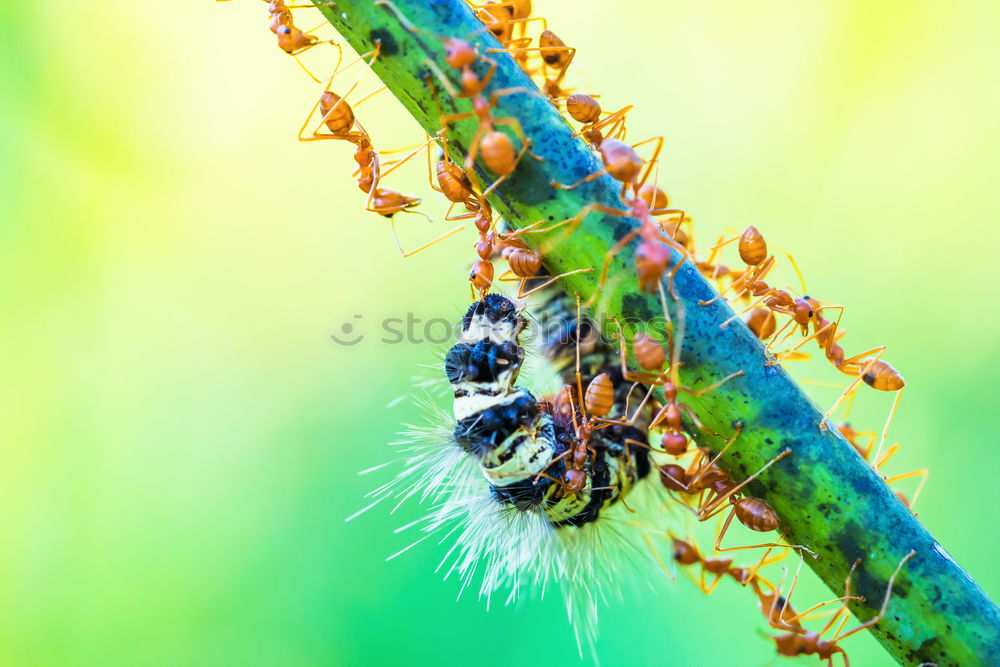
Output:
[
  {"left": 377, "top": 1, "right": 541, "bottom": 197},
  {"left": 669, "top": 535, "right": 784, "bottom": 595},
  {"left": 472, "top": 1, "right": 546, "bottom": 57},
  {"left": 612, "top": 308, "right": 743, "bottom": 457},
  {"left": 559, "top": 93, "right": 633, "bottom": 148},
  {"left": 523, "top": 138, "right": 688, "bottom": 302},
  {"left": 295, "top": 49, "right": 463, "bottom": 256},
  {"left": 454, "top": 197, "right": 591, "bottom": 297},
  {"left": 491, "top": 28, "right": 577, "bottom": 98},
  {"left": 769, "top": 551, "right": 916, "bottom": 666},
  {"left": 266, "top": 0, "right": 338, "bottom": 82}
]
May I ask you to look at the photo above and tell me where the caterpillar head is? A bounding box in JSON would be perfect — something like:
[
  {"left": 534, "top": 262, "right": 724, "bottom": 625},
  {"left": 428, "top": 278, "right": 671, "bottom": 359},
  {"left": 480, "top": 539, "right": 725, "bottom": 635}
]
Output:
[{"left": 459, "top": 294, "right": 527, "bottom": 345}]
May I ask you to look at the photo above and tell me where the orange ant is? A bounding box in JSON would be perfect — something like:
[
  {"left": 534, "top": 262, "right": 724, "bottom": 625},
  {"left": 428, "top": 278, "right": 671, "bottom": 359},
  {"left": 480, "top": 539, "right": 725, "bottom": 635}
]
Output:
[
  {"left": 377, "top": 1, "right": 541, "bottom": 197},
  {"left": 492, "top": 28, "right": 577, "bottom": 98},
  {"left": 746, "top": 555, "right": 865, "bottom": 640},
  {"left": 669, "top": 535, "right": 784, "bottom": 595},
  {"left": 769, "top": 551, "right": 916, "bottom": 666},
  {"left": 294, "top": 49, "right": 464, "bottom": 256},
  {"left": 267, "top": 0, "right": 338, "bottom": 82},
  {"left": 559, "top": 93, "right": 633, "bottom": 148},
  {"left": 668, "top": 531, "right": 846, "bottom": 636},
  {"left": 526, "top": 138, "right": 688, "bottom": 302},
  {"left": 472, "top": 1, "right": 546, "bottom": 56},
  {"left": 691, "top": 445, "right": 810, "bottom": 556},
  {"left": 700, "top": 228, "right": 824, "bottom": 337},
  {"left": 459, "top": 199, "right": 591, "bottom": 297},
  {"left": 699, "top": 226, "right": 793, "bottom": 302},
  {"left": 659, "top": 437, "right": 806, "bottom": 556},
  {"left": 613, "top": 308, "right": 744, "bottom": 457}
]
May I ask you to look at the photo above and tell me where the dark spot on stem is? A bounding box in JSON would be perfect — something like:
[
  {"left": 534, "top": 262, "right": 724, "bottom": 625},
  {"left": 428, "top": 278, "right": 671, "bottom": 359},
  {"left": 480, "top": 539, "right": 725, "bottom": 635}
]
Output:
[
  {"left": 369, "top": 29, "right": 399, "bottom": 56},
  {"left": 612, "top": 220, "right": 633, "bottom": 242},
  {"left": 621, "top": 293, "right": 655, "bottom": 321}
]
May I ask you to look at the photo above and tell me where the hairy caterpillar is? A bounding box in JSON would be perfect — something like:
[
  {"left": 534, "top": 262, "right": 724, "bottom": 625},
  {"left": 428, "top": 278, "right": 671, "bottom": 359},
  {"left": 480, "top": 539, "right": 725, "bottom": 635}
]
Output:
[{"left": 353, "top": 291, "right": 672, "bottom": 656}]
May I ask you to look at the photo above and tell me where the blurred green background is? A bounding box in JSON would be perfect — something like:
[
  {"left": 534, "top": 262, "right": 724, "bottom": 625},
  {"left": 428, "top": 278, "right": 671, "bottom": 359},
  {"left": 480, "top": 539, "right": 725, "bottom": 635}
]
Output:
[{"left": 2, "top": 1, "right": 998, "bottom": 665}]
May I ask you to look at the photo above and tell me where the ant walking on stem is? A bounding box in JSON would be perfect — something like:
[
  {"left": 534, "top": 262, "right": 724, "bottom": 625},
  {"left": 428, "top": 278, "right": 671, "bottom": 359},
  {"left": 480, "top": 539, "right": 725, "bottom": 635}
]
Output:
[
  {"left": 376, "top": 1, "right": 542, "bottom": 197},
  {"left": 769, "top": 551, "right": 917, "bottom": 666},
  {"left": 520, "top": 138, "right": 688, "bottom": 303},
  {"left": 267, "top": 0, "right": 339, "bottom": 82},
  {"left": 296, "top": 45, "right": 464, "bottom": 256}
]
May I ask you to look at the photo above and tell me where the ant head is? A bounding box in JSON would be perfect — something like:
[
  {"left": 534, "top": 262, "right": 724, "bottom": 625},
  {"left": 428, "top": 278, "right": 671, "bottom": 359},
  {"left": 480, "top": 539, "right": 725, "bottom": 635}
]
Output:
[
  {"left": 793, "top": 298, "right": 813, "bottom": 322},
  {"left": 443, "top": 38, "right": 476, "bottom": 69},
  {"left": 661, "top": 432, "right": 688, "bottom": 456},
  {"left": 562, "top": 468, "right": 587, "bottom": 492},
  {"left": 670, "top": 538, "right": 700, "bottom": 565}
]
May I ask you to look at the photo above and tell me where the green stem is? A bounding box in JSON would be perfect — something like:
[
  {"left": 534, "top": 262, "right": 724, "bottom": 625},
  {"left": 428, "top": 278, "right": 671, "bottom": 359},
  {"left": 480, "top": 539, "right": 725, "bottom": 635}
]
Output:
[{"left": 311, "top": 1, "right": 999, "bottom": 663}]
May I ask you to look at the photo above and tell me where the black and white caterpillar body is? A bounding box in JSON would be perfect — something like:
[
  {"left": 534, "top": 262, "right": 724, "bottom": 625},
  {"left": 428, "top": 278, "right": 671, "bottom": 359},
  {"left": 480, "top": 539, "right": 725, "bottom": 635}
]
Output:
[{"left": 444, "top": 294, "right": 652, "bottom": 526}]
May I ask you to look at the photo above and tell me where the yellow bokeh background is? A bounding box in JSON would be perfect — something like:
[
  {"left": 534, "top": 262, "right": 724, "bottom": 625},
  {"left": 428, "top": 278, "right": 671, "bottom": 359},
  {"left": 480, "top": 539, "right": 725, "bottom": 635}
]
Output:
[{"left": 2, "top": 1, "right": 998, "bottom": 664}]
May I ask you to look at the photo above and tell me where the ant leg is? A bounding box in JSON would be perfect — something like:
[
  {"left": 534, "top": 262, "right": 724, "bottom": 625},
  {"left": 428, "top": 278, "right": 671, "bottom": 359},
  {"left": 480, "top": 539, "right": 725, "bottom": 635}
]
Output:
[
  {"left": 643, "top": 533, "right": 678, "bottom": 582},
  {"left": 579, "top": 106, "right": 633, "bottom": 140},
  {"left": 462, "top": 126, "right": 488, "bottom": 185},
  {"left": 769, "top": 244, "right": 808, "bottom": 295},
  {"left": 698, "top": 449, "right": 792, "bottom": 518},
  {"left": 679, "top": 404, "right": 725, "bottom": 439},
  {"left": 822, "top": 348, "right": 887, "bottom": 428},
  {"left": 745, "top": 546, "right": 785, "bottom": 586},
  {"left": 514, "top": 268, "right": 594, "bottom": 298},
  {"left": 871, "top": 388, "right": 903, "bottom": 475},
  {"left": 631, "top": 136, "right": 664, "bottom": 190},
  {"left": 291, "top": 50, "right": 323, "bottom": 83},
  {"left": 837, "top": 345, "right": 888, "bottom": 376},
  {"left": 764, "top": 316, "right": 799, "bottom": 350},
  {"left": 698, "top": 234, "right": 739, "bottom": 264},
  {"left": 587, "top": 484, "right": 635, "bottom": 512},
  {"left": 377, "top": 136, "right": 440, "bottom": 181},
  {"left": 350, "top": 85, "right": 388, "bottom": 111},
  {"left": 374, "top": 0, "right": 422, "bottom": 34},
  {"left": 771, "top": 308, "right": 844, "bottom": 362},
  {"left": 550, "top": 168, "right": 608, "bottom": 191},
  {"left": 708, "top": 507, "right": 796, "bottom": 554},
  {"left": 685, "top": 425, "right": 744, "bottom": 489},
  {"left": 700, "top": 257, "right": 773, "bottom": 306},
  {"left": 583, "top": 226, "right": 640, "bottom": 307},
  {"left": 680, "top": 371, "right": 744, "bottom": 397},
  {"left": 885, "top": 469, "right": 929, "bottom": 508},
  {"left": 701, "top": 569, "right": 727, "bottom": 595},
  {"left": 874, "top": 442, "right": 900, "bottom": 469},
  {"left": 833, "top": 551, "right": 917, "bottom": 642},
  {"left": 293, "top": 37, "right": 360, "bottom": 83},
  {"left": 530, "top": 203, "right": 627, "bottom": 250},
  {"left": 399, "top": 225, "right": 465, "bottom": 258},
  {"left": 532, "top": 448, "right": 572, "bottom": 485}
]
